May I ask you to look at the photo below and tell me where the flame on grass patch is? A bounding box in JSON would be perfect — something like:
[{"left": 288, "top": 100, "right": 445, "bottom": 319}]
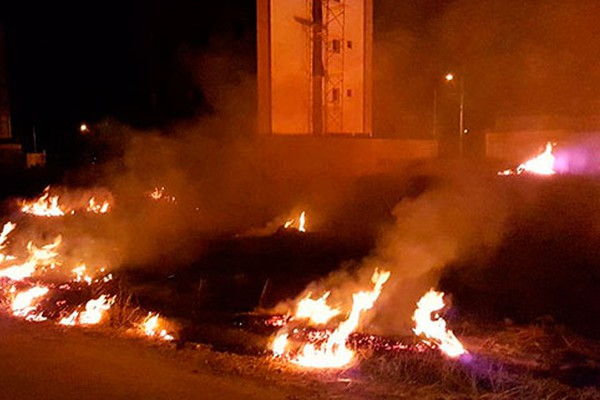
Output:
[
  {"left": 499, "top": 142, "right": 556, "bottom": 176},
  {"left": 87, "top": 198, "right": 110, "bottom": 214},
  {"left": 59, "top": 295, "right": 114, "bottom": 326},
  {"left": 140, "top": 312, "right": 174, "bottom": 341},
  {"left": 295, "top": 292, "right": 341, "bottom": 325},
  {"left": 413, "top": 289, "right": 467, "bottom": 358},
  {"left": 11, "top": 285, "right": 50, "bottom": 321},
  {"left": 272, "top": 269, "right": 390, "bottom": 369},
  {"left": 21, "top": 187, "right": 66, "bottom": 217},
  {"left": 0, "top": 236, "right": 62, "bottom": 281}
]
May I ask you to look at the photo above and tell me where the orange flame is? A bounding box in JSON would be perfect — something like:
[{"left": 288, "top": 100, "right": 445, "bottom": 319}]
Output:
[
  {"left": 21, "top": 187, "right": 66, "bottom": 217},
  {"left": 499, "top": 142, "right": 556, "bottom": 176},
  {"left": 86, "top": 198, "right": 110, "bottom": 214},
  {"left": 273, "top": 269, "right": 390, "bottom": 369},
  {"left": 20, "top": 187, "right": 113, "bottom": 216},
  {"left": 148, "top": 187, "right": 176, "bottom": 203},
  {"left": 0, "top": 236, "right": 62, "bottom": 281},
  {"left": 72, "top": 264, "right": 93, "bottom": 285},
  {"left": 59, "top": 295, "right": 114, "bottom": 326},
  {"left": 284, "top": 211, "right": 307, "bottom": 232},
  {"left": 11, "top": 285, "right": 50, "bottom": 321},
  {"left": 413, "top": 289, "right": 466, "bottom": 358},
  {"left": 140, "top": 312, "right": 174, "bottom": 341},
  {"left": 0, "top": 222, "right": 17, "bottom": 263},
  {"left": 295, "top": 292, "right": 341, "bottom": 325}
]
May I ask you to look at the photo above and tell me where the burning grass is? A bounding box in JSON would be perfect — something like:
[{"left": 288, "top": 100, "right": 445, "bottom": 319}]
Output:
[
  {"left": 171, "top": 320, "right": 600, "bottom": 399},
  {"left": 1, "top": 171, "right": 600, "bottom": 398}
]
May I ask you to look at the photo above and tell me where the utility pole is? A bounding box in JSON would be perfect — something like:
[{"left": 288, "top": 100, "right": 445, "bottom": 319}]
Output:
[{"left": 458, "top": 75, "right": 465, "bottom": 157}]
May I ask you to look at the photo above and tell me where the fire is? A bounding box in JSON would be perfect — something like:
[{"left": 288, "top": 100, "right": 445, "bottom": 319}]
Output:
[
  {"left": 20, "top": 186, "right": 113, "bottom": 216},
  {"left": 284, "top": 211, "right": 307, "bottom": 232},
  {"left": 11, "top": 285, "right": 50, "bottom": 321},
  {"left": 298, "top": 211, "right": 306, "bottom": 233},
  {"left": 272, "top": 333, "right": 288, "bottom": 356},
  {"left": 140, "top": 312, "right": 174, "bottom": 341},
  {"left": 412, "top": 289, "right": 466, "bottom": 358},
  {"left": 72, "top": 264, "right": 93, "bottom": 285},
  {"left": 148, "top": 186, "right": 176, "bottom": 203},
  {"left": 273, "top": 269, "right": 390, "bottom": 369},
  {"left": 0, "top": 221, "right": 16, "bottom": 246},
  {"left": 59, "top": 295, "right": 114, "bottom": 326},
  {"left": 0, "top": 221, "right": 16, "bottom": 263},
  {"left": 86, "top": 198, "right": 110, "bottom": 214},
  {"left": 0, "top": 236, "right": 62, "bottom": 281},
  {"left": 498, "top": 142, "right": 556, "bottom": 176},
  {"left": 21, "top": 187, "right": 66, "bottom": 217},
  {"left": 295, "top": 292, "right": 341, "bottom": 325}
]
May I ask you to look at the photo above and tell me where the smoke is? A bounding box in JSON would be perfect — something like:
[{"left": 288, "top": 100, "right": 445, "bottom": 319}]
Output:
[
  {"left": 374, "top": 0, "right": 600, "bottom": 139},
  {"left": 368, "top": 163, "right": 510, "bottom": 334}
]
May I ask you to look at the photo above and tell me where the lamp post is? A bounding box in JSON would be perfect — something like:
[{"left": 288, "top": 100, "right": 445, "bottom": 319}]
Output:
[{"left": 444, "top": 73, "right": 465, "bottom": 157}]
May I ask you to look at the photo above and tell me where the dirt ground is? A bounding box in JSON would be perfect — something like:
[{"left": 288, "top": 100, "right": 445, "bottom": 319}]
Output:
[{"left": 0, "top": 316, "right": 297, "bottom": 400}]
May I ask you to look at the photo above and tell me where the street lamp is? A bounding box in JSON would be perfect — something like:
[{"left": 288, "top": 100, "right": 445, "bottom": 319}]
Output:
[
  {"left": 433, "top": 73, "right": 466, "bottom": 157},
  {"left": 444, "top": 73, "right": 465, "bottom": 157}
]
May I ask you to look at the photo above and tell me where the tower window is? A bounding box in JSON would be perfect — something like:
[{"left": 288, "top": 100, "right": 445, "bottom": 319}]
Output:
[
  {"left": 331, "top": 39, "right": 341, "bottom": 53},
  {"left": 347, "top": 40, "right": 353, "bottom": 49},
  {"left": 332, "top": 88, "right": 340, "bottom": 103}
]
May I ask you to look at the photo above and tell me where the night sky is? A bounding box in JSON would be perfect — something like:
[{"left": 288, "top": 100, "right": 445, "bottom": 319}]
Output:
[
  {"left": 1, "top": 1, "right": 256, "bottom": 154},
  {"left": 2, "top": 0, "right": 600, "bottom": 158}
]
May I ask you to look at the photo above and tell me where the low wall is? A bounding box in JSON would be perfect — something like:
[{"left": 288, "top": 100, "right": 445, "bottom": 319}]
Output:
[{"left": 259, "top": 136, "right": 437, "bottom": 177}]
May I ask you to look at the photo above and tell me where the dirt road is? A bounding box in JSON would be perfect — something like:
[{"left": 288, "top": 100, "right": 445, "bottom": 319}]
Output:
[{"left": 0, "top": 317, "right": 290, "bottom": 400}]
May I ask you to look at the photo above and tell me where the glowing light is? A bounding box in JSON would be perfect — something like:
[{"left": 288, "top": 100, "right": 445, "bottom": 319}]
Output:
[
  {"left": 445, "top": 73, "right": 455, "bottom": 82},
  {"left": 413, "top": 289, "right": 467, "bottom": 358}
]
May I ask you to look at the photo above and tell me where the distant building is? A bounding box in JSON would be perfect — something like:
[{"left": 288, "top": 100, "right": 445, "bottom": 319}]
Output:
[
  {"left": 257, "top": 0, "right": 373, "bottom": 136},
  {"left": 0, "top": 27, "right": 11, "bottom": 139}
]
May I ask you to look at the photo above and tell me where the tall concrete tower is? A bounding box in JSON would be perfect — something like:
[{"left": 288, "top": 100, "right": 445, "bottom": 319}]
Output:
[
  {"left": 0, "top": 27, "right": 12, "bottom": 139},
  {"left": 257, "top": 0, "right": 373, "bottom": 136}
]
